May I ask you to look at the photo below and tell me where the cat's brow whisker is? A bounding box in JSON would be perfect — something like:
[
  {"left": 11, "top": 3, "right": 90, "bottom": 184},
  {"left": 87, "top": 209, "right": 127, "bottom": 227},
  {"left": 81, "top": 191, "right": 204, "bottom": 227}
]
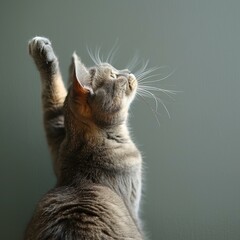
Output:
[
  {"left": 95, "top": 47, "right": 103, "bottom": 65},
  {"left": 106, "top": 40, "right": 119, "bottom": 64},
  {"left": 87, "top": 47, "right": 99, "bottom": 65},
  {"left": 109, "top": 46, "right": 119, "bottom": 65},
  {"left": 126, "top": 53, "right": 140, "bottom": 72}
]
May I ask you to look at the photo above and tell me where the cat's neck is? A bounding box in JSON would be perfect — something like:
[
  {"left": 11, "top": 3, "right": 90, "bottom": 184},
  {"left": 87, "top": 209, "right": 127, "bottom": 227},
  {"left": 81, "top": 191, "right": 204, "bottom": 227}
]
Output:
[{"left": 65, "top": 121, "right": 132, "bottom": 148}]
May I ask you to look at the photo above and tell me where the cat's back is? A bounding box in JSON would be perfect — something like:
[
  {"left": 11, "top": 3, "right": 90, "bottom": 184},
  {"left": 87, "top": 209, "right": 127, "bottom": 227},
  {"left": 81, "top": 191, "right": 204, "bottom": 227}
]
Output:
[{"left": 25, "top": 184, "right": 142, "bottom": 240}]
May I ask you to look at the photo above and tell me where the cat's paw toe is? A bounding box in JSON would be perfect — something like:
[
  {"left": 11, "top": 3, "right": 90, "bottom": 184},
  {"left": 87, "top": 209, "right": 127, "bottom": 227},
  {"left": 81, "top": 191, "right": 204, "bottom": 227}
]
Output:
[
  {"left": 28, "top": 36, "right": 56, "bottom": 63},
  {"left": 28, "top": 36, "right": 51, "bottom": 55}
]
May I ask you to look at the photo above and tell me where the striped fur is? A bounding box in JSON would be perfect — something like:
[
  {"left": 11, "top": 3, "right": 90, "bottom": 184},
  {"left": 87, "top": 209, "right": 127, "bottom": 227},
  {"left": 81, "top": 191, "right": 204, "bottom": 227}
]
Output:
[{"left": 26, "top": 37, "right": 143, "bottom": 240}]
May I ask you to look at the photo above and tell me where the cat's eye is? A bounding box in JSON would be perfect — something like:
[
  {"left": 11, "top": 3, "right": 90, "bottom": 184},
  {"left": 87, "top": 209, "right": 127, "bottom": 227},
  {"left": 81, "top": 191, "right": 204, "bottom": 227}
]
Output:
[{"left": 110, "top": 72, "right": 117, "bottom": 79}]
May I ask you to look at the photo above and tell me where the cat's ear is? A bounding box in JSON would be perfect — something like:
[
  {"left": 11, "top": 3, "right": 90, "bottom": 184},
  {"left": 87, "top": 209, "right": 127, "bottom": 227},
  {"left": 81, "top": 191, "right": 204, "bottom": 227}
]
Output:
[{"left": 69, "top": 52, "right": 90, "bottom": 96}]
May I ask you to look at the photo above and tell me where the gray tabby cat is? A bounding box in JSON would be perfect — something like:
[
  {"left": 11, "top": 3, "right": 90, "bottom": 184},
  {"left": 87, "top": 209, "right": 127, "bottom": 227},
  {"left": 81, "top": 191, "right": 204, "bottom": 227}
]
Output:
[{"left": 25, "top": 36, "right": 143, "bottom": 240}]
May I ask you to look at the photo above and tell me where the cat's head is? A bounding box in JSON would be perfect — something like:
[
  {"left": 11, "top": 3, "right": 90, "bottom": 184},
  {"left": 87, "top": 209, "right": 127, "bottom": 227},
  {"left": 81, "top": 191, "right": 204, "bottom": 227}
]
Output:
[{"left": 65, "top": 53, "right": 137, "bottom": 129}]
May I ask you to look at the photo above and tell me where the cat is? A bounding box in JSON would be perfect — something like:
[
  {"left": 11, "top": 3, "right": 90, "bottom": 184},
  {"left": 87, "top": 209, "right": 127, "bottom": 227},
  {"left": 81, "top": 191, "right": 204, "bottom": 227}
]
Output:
[{"left": 25, "top": 36, "right": 143, "bottom": 240}]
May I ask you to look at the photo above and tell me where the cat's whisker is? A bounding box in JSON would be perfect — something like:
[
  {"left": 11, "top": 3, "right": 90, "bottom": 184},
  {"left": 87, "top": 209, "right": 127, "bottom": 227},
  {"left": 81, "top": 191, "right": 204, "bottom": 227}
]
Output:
[
  {"left": 137, "top": 92, "right": 163, "bottom": 126},
  {"left": 137, "top": 87, "right": 171, "bottom": 118},
  {"left": 141, "top": 86, "right": 176, "bottom": 101},
  {"left": 140, "top": 68, "right": 177, "bottom": 84},
  {"left": 135, "top": 66, "right": 160, "bottom": 81},
  {"left": 134, "top": 60, "right": 150, "bottom": 78},
  {"left": 139, "top": 85, "right": 178, "bottom": 100},
  {"left": 137, "top": 73, "right": 165, "bottom": 83},
  {"left": 136, "top": 94, "right": 161, "bottom": 127},
  {"left": 142, "top": 86, "right": 178, "bottom": 94},
  {"left": 137, "top": 88, "right": 159, "bottom": 113},
  {"left": 145, "top": 87, "right": 176, "bottom": 101},
  {"left": 140, "top": 84, "right": 179, "bottom": 95},
  {"left": 139, "top": 88, "right": 175, "bottom": 101},
  {"left": 137, "top": 66, "right": 172, "bottom": 83}
]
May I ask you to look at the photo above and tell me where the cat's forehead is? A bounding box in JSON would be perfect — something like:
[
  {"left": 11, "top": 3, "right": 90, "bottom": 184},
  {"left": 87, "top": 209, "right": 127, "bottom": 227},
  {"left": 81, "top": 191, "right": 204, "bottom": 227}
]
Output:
[{"left": 96, "top": 63, "right": 118, "bottom": 72}]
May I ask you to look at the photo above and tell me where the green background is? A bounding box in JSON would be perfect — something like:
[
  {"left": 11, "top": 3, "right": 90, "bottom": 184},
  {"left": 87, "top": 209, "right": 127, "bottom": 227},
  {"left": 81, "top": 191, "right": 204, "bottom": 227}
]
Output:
[{"left": 1, "top": 0, "right": 240, "bottom": 239}]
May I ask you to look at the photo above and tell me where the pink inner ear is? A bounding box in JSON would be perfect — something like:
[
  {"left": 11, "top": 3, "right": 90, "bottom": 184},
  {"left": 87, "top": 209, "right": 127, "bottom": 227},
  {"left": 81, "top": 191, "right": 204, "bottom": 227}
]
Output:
[
  {"left": 72, "top": 52, "right": 90, "bottom": 87},
  {"left": 73, "top": 65, "right": 84, "bottom": 88},
  {"left": 72, "top": 75, "right": 89, "bottom": 97}
]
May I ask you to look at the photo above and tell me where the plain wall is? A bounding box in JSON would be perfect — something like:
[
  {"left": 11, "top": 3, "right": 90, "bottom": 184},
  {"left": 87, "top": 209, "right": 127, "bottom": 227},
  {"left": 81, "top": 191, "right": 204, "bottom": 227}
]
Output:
[{"left": 1, "top": 0, "right": 240, "bottom": 239}]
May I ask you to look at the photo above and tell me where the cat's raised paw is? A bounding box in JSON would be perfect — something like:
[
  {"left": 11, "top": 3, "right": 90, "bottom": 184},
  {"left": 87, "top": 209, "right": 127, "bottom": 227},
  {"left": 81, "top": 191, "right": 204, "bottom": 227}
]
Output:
[{"left": 28, "top": 36, "right": 57, "bottom": 64}]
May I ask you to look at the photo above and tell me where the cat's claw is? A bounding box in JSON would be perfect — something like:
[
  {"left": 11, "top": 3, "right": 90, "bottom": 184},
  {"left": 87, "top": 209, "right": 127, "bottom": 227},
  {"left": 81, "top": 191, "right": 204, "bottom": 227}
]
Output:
[{"left": 28, "top": 36, "right": 57, "bottom": 64}]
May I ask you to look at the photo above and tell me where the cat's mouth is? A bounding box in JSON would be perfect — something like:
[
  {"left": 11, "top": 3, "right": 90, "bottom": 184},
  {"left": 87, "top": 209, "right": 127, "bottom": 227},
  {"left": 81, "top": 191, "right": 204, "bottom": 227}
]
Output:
[{"left": 116, "top": 72, "right": 137, "bottom": 92}]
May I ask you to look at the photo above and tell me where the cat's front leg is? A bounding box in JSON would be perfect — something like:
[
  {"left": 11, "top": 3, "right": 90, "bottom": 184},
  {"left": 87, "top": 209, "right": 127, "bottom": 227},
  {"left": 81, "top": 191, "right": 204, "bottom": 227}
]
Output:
[
  {"left": 29, "top": 37, "right": 67, "bottom": 177},
  {"left": 28, "top": 37, "right": 67, "bottom": 108}
]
